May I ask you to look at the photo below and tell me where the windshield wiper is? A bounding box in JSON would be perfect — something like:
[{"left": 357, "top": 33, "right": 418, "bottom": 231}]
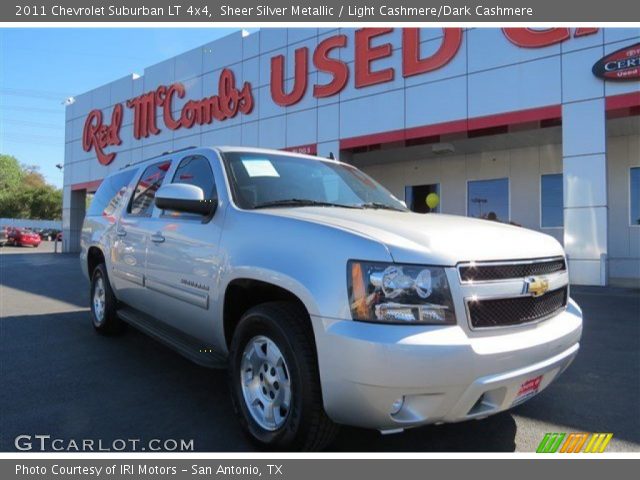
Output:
[
  {"left": 253, "top": 198, "right": 362, "bottom": 209},
  {"left": 358, "top": 202, "right": 406, "bottom": 212}
]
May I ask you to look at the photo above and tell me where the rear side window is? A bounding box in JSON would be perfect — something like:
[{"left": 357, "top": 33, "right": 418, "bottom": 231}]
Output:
[
  {"left": 87, "top": 169, "right": 136, "bottom": 217},
  {"left": 165, "top": 155, "right": 216, "bottom": 219},
  {"left": 129, "top": 160, "right": 172, "bottom": 217}
]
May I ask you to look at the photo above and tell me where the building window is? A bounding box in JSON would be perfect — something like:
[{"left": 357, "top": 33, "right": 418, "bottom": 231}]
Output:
[
  {"left": 631, "top": 167, "right": 640, "bottom": 226},
  {"left": 405, "top": 184, "right": 440, "bottom": 213},
  {"left": 541, "top": 174, "right": 564, "bottom": 228},
  {"left": 467, "top": 178, "right": 509, "bottom": 222}
]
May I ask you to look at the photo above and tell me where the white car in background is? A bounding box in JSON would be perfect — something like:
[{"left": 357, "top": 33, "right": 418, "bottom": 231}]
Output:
[{"left": 80, "top": 146, "right": 582, "bottom": 450}]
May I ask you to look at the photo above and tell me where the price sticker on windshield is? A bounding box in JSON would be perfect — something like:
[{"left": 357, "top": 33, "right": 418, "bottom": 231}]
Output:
[{"left": 242, "top": 159, "right": 280, "bottom": 178}]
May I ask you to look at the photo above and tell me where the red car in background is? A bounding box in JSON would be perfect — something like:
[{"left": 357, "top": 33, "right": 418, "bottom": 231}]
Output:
[{"left": 7, "top": 228, "right": 42, "bottom": 247}]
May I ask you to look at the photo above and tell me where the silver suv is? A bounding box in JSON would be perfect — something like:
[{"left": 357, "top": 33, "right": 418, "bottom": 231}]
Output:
[{"left": 81, "top": 146, "right": 582, "bottom": 451}]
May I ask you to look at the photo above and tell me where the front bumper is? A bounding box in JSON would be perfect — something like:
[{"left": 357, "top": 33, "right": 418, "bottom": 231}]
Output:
[{"left": 311, "top": 298, "right": 582, "bottom": 431}]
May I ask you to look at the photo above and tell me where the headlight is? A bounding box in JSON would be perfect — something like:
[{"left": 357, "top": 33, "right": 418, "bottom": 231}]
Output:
[{"left": 347, "top": 261, "right": 455, "bottom": 325}]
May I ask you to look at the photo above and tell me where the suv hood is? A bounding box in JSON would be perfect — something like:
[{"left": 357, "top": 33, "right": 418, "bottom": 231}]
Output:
[{"left": 260, "top": 207, "right": 565, "bottom": 265}]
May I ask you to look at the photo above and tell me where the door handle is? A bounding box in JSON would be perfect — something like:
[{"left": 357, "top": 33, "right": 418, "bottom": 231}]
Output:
[
  {"left": 116, "top": 229, "right": 127, "bottom": 237},
  {"left": 150, "top": 233, "right": 165, "bottom": 244}
]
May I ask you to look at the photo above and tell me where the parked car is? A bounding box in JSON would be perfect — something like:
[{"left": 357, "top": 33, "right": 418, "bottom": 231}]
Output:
[
  {"left": 37, "top": 229, "right": 61, "bottom": 241},
  {"left": 0, "top": 226, "right": 7, "bottom": 247},
  {"left": 81, "top": 147, "right": 582, "bottom": 451},
  {"left": 7, "top": 228, "right": 42, "bottom": 247}
]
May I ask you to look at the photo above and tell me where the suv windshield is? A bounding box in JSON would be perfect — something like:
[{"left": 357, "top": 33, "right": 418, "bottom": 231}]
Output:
[{"left": 222, "top": 151, "right": 408, "bottom": 211}]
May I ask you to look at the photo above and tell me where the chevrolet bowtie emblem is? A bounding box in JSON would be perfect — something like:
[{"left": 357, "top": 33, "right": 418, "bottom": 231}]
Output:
[{"left": 524, "top": 277, "right": 550, "bottom": 297}]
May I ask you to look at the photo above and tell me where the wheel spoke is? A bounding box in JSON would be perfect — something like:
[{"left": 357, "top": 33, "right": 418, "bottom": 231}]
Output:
[
  {"left": 263, "top": 402, "right": 275, "bottom": 426},
  {"left": 243, "top": 349, "right": 261, "bottom": 374},
  {"left": 242, "top": 367, "right": 254, "bottom": 385},
  {"left": 265, "top": 343, "right": 281, "bottom": 366},
  {"left": 274, "top": 405, "right": 285, "bottom": 425},
  {"left": 253, "top": 340, "right": 267, "bottom": 360}
]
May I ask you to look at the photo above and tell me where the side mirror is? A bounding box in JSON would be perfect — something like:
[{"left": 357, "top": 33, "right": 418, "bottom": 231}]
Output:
[{"left": 155, "top": 183, "right": 216, "bottom": 216}]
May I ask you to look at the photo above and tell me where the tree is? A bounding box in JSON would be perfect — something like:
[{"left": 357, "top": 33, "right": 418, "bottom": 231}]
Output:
[
  {"left": 0, "top": 154, "right": 62, "bottom": 220},
  {"left": 22, "top": 164, "right": 47, "bottom": 189},
  {"left": 24, "top": 185, "right": 62, "bottom": 220},
  {"left": 0, "top": 154, "right": 23, "bottom": 191}
]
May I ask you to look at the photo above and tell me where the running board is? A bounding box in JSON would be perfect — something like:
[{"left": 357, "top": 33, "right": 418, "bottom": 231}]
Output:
[{"left": 117, "top": 306, "right": 226, "bottom": 369}]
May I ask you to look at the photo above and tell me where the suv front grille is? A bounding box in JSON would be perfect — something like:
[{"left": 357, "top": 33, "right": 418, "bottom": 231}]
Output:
[
  {"left": 459, "top": 257, "right": 566, "bottom": 282},
  {"left": 468, "top": 286, "right": 568, "bottom": 329}
]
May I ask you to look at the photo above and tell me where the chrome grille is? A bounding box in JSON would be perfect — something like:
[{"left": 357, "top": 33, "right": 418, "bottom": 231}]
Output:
[
  {"left": 459, "top": 257, "right": 566, "bottom": 282},
  {"left": 467, "top": 287, "right": 568, "bottom": 329}
]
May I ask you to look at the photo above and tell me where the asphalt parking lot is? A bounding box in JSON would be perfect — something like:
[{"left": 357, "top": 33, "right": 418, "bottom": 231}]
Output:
[{"left": 1, "top": 242, "right": 639, "bottom": 452}]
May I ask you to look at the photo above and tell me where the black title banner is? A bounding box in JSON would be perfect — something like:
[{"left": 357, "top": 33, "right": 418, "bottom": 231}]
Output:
[{"left": 4, "top": 0, "right": 640, "bottom": 22}]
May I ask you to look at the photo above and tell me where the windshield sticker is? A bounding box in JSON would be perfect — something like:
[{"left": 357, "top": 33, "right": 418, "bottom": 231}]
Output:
[{"left": 242, "top": 159, "right": 280, "bottom": 178}]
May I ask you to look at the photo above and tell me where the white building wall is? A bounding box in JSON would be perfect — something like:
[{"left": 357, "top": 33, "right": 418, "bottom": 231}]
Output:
[
  {"left": 608, "top": 133, "right": 640, "bottom": 284},
  {"left": 64, "top": 28, "right": 639, "bottom": 181},
  {"left": 62, "top": 27, "right": 640, "bottom": 285},
  {"left": 360, "top": 143, "right": 565, "bottom": 246}
]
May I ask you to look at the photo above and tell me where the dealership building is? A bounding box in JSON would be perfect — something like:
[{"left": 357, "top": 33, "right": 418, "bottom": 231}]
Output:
[{"left": 63, "top": 27, "right": 639, "bottom": 286}]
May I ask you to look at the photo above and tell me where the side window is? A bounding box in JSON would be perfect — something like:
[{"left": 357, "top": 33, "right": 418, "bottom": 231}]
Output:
[
  {"left": 87, "top": 169, "right": 136, "bottom": 217},
  {"left": 129, "top": 160, "right": 172, "bottom": 217},
  {"left": 165, "top": 155, "right": 216, "bottom": 218}
]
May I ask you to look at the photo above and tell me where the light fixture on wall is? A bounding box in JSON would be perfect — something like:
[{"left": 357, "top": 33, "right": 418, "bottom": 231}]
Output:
[{"left": 431, "top": 143, "right": 455, "bottom": 155}]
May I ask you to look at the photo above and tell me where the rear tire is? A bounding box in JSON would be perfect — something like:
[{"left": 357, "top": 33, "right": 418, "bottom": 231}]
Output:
[
  {"left": 90, "top": 263, "right": 124, "bottom": 335},
  {"left": 228, "top": 301, "right": 338, "bottom": 451}
]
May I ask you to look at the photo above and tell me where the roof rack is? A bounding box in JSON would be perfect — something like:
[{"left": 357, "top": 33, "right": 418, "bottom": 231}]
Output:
[{"left": 119, "top": 146, "right": 197, "bottom": 170}]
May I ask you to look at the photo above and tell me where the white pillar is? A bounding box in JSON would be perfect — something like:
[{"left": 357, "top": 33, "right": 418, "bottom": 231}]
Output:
[
  {"left": 63, "top": 189, "right": 85, "bottom": 253},
  {"left": 562, "top": 98, "right": 608, "bottom": 286}
]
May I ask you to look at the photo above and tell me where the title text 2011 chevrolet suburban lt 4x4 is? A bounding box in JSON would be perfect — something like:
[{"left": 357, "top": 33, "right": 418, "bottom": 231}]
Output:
[{"left": 81, "top": 146, "right": 582, "bottom": 450}]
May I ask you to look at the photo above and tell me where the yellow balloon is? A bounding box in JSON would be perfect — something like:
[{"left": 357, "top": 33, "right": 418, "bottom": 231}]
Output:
[{"left": 426, "top": 193, "right": 440, "bottom": 210}]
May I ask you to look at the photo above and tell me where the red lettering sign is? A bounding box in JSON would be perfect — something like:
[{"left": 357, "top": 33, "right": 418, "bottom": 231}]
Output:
[
  {"left": 83, "top": 69, "right": 253, "bottom": 164},
  {"left": 503, "top": 28, "right": 598, "bottom": 48},
  {"left": 126, "top": 89, "right": 162, "bottom": 139},
  {"left": 84, "top": 28, "right": 606, "bottom": 166},
  {"left": 283, "top": 143, "right": 317, "bottom": 155},
  {"left": 355, "top": 28, "right": 395, "bottom": 88},
  {"left": 403, "top": 28, "right": 463, "bottom": 78},
  {"left": 82, "top": 104, "right": 123, "bottom": 165},
  {"left": 271, "top": 47, "right": 309, "bottom": 106},
  {"left": 128, "top": 68, "right": 253, "bottom": 139},
  {"left": 313, "top": 35, "right": 349, "bottom": 98}
]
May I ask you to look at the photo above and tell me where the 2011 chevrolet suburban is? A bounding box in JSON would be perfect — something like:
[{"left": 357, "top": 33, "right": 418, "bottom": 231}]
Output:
[{"left": 81, "top": 146, "right": 582, "bottom": 451}]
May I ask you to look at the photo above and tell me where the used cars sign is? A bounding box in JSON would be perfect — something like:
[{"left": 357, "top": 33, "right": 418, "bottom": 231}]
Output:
[{"left": 592, "top": 42, "right": 640, "bottom": 81}]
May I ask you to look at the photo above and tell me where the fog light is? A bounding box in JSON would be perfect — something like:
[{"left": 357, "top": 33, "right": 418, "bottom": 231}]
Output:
[{"left": 390, "top": 396, "right": 404, "bottom": 415}]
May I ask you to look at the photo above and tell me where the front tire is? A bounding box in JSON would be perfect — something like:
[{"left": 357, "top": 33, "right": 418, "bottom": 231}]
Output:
[
  {"left": 228, "top": 302, "right": 338, "bottom": 451},
  {"left": 90, "top": 263, "right": 124, "bottom": 334}
]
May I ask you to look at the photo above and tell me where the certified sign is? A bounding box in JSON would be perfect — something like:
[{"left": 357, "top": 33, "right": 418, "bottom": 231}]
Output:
[{"left": 592, "top": 42, "right": 640, "bottom": 81}]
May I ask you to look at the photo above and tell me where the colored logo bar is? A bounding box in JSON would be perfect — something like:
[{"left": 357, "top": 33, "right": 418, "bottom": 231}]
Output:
[{"left": 537, "top": 433, "right": 613, "bottom": 453}]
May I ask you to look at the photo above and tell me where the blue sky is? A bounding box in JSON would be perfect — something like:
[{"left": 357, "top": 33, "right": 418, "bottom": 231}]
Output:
[{"left": 0, "top": 28, "right": 245, "bottom": 187}]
